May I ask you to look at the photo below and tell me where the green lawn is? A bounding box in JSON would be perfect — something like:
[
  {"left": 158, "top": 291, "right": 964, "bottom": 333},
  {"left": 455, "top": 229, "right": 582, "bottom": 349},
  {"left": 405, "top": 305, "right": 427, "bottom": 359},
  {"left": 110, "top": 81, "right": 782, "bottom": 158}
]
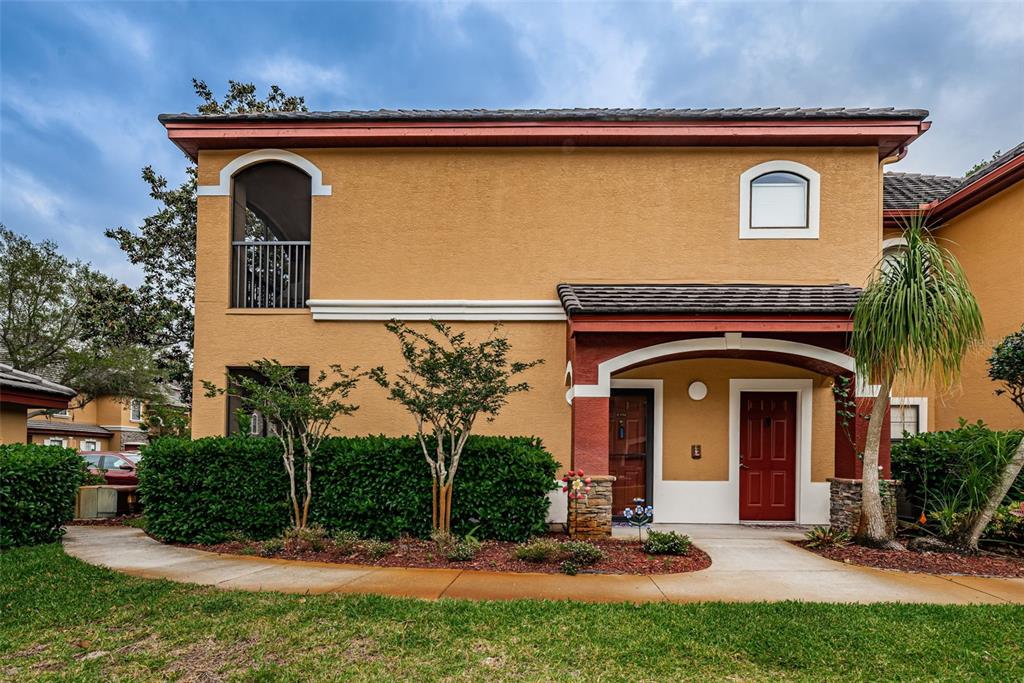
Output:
[{"left": 1, "top": 544, "right": 1022, "bottom": 681}]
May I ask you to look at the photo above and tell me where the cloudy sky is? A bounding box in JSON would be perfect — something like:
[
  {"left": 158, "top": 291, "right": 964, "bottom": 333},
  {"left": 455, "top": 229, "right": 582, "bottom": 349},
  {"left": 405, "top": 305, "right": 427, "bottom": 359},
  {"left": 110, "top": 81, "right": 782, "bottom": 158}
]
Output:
[{"left": 2, "top": 0, "right": 1022, "bottom": 285}]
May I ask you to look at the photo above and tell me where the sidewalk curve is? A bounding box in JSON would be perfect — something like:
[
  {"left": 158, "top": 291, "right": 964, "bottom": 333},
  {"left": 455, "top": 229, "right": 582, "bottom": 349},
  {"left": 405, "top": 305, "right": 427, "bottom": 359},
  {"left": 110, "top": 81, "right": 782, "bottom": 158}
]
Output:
[{"left": 63, "top": 525, "right": 1024, "bottom": 604}]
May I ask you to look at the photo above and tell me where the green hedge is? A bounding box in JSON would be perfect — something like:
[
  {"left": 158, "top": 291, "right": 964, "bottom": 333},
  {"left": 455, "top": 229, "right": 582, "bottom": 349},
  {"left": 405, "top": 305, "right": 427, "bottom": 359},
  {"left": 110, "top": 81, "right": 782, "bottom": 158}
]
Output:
[
  {"left": 0, "top": 444, "right": 87, "bottom": 549},
  {"left": 892, "top": 421, "right": 1023, "bottom": 518},
  {"left": 139, "top": 435, "right": 558, "bottom": 543},
  {"left": 312, "top": 435, "right": 558, "bottom": 541},
  {"left": 138, "top": 437, "right": 289, "bottom": 544}
]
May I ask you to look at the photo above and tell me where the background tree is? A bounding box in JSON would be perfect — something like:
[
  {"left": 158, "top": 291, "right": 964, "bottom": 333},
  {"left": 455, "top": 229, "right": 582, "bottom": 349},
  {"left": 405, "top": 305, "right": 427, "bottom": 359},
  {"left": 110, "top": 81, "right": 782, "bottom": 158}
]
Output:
[
  {"left": 371, "top": 320, "right": 543, "bottom": 533},
  {"left": 0, "top": 226, "right": 163, "bottom": 410},
  {"left": 850, "top": 215, "right": 983, "bottom": 548},
  {"left": 203, "top": 360, "right": 361, "bottom": 530},
  {"left": 106, "top": 80, "right": 308, "bottom": 401},
  {"left": 953, "top": 325, "right": 1024, "bottom": 550},
  {"left": 141, "top": 403, "right": 192, "bottom": 440}
]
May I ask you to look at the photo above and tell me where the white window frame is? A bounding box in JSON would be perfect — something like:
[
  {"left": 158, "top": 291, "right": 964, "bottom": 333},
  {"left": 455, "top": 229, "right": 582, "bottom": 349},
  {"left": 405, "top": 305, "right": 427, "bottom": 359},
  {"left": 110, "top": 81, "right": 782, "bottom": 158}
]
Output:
[
  {"left": 52, "top": 408, "right": 70, "bottom": 418},
  {"left": 739, "top": 160, "right": 821, "bottom": 240},
  {"left": 46, "top": 437, "right": 67, "bottom": 447},
  {"left": 889, "top": 396, "right": 928, "bottom": 440},
  {"left": 81, "top": 440, "right": 100, "bottom": 452},
  {"left": 129, "top": 399, "right": 143, "bottom": 423}
]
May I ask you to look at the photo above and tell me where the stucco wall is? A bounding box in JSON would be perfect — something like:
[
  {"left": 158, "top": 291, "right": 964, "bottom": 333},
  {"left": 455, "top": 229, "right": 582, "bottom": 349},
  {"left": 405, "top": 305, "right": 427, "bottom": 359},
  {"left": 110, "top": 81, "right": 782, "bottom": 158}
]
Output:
[
  {"left": 29, "top": 433, "right": 112, "bottom": 450},
  {"left": 883, "top": 183, "right": 1024, "bottom": 430},
  {"left": 616, "top": 358, "right": 836, "bottom": 482},
  {"left": 192, "top": 145, "right": 884, "bottom": 455},
  {"left": 0, "top": 404, "right": 28, "bottom": 444}
]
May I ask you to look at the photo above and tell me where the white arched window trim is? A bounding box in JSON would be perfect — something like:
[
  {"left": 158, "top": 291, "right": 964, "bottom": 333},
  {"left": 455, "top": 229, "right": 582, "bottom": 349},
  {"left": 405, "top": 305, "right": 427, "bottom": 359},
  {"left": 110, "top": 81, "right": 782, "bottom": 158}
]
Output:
[
  {"left": 197, "top": 149, "right": 332, "bottom": 196},
  {"left": 739, "top": 160, "right": 820, "bottom": 240},
  {"left": 882, "top": 237, "right": 908, "bottom": 251}
]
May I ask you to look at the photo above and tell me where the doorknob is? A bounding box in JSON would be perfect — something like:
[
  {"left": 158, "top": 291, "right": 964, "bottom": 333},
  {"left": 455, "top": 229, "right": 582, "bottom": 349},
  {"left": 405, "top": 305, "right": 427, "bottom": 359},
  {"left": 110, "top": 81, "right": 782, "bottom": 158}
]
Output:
[{"left": 739, "top": 453, "right": 749, "bottom": 469}]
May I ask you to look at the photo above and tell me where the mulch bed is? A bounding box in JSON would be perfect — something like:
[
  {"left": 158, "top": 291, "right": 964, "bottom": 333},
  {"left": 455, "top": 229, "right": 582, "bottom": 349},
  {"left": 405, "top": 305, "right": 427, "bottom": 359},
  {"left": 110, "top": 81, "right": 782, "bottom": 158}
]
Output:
[
  {"left": 68, "top": 515, "right": 143, "bottom": 527},
  {"left": 187, "top": 535, "right": 712, "bottom": 575},
  {"left": 795, "top": 541, "right": 1024, "bottom": 578}
]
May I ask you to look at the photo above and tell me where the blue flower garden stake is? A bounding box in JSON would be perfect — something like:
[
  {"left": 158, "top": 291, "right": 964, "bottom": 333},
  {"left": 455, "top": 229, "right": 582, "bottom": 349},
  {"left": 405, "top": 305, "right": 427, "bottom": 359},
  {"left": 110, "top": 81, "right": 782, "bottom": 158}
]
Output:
[{"left": 623, "top": 498, "right": 654, "bottom": 540}]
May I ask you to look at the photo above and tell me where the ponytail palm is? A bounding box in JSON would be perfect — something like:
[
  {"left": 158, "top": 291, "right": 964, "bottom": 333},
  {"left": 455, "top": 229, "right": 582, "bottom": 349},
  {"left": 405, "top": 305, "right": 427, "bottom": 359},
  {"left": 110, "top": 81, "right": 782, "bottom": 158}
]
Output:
[{"left": 851, "top": 215, "right": 983, "bottom": 547}]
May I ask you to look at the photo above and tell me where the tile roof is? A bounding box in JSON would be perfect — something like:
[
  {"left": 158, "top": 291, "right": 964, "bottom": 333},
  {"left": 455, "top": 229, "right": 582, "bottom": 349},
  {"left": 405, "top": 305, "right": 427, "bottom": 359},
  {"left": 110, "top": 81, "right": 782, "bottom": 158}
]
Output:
[
  {"left": 558, "top": 284, "right": 861, "bottom": 315},
  {"left": 959, "top": 140, "right": 1024, "bottom": 189},
  {"left": 160, "top": 106, "right": 929, "bottom": 124},
  {"left": 26, "top": 420, "right": 113, "bottom": 437},
  {"left": 883, "top": 173, "right": 962, "bottom": 209},
  {"left": 884, "top": 141, "right": 1024, "bottom": 210},
  {"left": 0, "top": 363, "right": 76, "bottom": 398}
]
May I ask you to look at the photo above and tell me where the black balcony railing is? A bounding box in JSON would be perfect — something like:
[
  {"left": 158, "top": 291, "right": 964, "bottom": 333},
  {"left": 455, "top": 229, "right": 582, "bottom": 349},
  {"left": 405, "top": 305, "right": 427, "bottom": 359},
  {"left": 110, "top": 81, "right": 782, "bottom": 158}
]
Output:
[{"left": 232, "top": 241, "right": 310, "bottom": 308}]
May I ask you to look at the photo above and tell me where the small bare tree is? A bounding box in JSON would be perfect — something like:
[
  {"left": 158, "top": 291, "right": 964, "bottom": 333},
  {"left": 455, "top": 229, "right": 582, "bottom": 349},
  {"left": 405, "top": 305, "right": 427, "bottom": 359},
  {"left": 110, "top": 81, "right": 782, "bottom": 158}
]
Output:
[
  {"left": 370, "top": 320, "right": 543, "bottom": 533},
  {"left": 203, "top": 359, "right": 362, "bottom": 530}
]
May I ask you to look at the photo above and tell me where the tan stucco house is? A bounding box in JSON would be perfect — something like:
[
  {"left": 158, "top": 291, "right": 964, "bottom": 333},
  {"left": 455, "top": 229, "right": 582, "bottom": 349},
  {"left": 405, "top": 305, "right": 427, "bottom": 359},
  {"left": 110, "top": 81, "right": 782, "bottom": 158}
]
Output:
[
  {"left": 161, "top": 106, "right": 1019, "bottom": 525},
  {"left": 0, "top": 363, "right": 76, "bottom": 444},
  {"left": 883, "top": 142, "right": 1024, "bottom": 437},
  {"left": 26, "top": 395, "right": 151, "bottom": 452}
]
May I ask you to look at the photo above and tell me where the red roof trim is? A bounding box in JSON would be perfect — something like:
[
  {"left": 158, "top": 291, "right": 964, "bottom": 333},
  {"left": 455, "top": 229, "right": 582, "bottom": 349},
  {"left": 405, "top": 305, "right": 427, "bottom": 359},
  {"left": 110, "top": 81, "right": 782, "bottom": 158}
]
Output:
[
  {"left": 1, "top": 391, "right": 72, "bottom": 410},
  {"left": 568, "top": 314, "right": 853, "bottom": 335},
  {"left": 164, "top": 118, "right": 929, "bottom": 161}
]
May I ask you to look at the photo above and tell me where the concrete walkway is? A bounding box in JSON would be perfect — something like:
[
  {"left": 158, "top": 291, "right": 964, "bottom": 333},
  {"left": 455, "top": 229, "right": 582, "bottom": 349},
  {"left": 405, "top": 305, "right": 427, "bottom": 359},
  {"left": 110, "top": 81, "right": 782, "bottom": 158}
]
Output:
[{"left": 63, "top": 525, "right": 1024, "bottom": 604}]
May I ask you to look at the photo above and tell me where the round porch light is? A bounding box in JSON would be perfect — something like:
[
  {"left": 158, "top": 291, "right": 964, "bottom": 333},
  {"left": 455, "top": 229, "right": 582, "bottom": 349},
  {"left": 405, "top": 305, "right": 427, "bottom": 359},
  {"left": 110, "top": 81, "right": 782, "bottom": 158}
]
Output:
[{"left": 688, "top": 381, "right": 708, "bottom": 401}]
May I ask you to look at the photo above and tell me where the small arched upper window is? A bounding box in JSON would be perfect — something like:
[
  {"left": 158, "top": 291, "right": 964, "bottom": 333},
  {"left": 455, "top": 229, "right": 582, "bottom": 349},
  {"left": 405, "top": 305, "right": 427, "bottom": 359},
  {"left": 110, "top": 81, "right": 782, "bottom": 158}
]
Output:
[
  {"left": 750, "top": 172, "right": 808, "bottom": 229},
  {"left": 739, "top": 160, "right": 820, "bottom": 239}
]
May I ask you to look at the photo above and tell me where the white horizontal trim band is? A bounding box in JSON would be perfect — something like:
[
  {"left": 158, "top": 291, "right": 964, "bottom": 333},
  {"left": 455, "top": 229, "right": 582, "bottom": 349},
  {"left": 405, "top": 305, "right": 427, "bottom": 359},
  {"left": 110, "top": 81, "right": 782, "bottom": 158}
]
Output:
[{"left": 308, "top": 299, "right": 567, "bottom": 321}]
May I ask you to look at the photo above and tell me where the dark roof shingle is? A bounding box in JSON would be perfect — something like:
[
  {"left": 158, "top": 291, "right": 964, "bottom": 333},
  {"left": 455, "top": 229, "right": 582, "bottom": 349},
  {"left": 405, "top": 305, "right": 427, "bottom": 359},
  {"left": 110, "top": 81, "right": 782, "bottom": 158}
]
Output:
[
  {"left": 160, "top": 106, "right": 929, "bottom": 124},
  {"left": 883, "top": 173, "right": 962, "bottom": 209},
  {"left": 0, "top": 363, "right": 76, "bottom": 398},
  {"left": 26, "top": 420, "right": 112, "bottom": 437},
  {"left": 558, "top": 284, "right": 861, "bottom": 315}
]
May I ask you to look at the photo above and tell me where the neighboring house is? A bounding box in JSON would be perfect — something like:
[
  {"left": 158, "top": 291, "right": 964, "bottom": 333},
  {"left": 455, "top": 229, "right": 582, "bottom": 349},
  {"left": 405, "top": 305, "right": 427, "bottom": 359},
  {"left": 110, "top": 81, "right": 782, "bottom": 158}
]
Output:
[
  {"left": 883, "top": 142, "right": 1024, "bottom": 436},
  {"left": 27, "top": 395, "right": 150, "bottom": 452},
  {"left": 163, "top": 106, "right": 939, "bottom": 525},
  {"left": 0, "top": 363, "right": 76, "bottom": 444}
]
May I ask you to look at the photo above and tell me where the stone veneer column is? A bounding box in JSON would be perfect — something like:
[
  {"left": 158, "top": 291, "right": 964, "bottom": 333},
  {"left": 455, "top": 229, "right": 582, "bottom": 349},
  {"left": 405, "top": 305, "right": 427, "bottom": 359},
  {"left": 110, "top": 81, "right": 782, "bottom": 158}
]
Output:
[
  {"left": 566, "top": 475, "right": 615, "bottom": 538},
  {"left": 828, "top": 477, "right": 899, "bottom": 537}
]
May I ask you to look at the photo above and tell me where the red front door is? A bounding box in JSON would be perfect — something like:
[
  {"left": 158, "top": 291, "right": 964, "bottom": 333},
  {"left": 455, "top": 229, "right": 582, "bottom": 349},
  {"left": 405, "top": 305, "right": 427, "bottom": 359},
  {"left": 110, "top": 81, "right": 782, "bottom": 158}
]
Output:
[
  {"left": 739, "top": 392, "right": 796, "bottom": 521},
  {"left": 608, "top": 391, "right": 651, "bottom": 515}
]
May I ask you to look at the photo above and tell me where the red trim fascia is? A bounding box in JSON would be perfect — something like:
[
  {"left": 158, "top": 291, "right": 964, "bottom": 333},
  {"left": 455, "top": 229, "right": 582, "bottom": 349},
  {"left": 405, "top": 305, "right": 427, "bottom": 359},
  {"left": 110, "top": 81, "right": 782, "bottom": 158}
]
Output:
[
  {"left": 164, "top": 119, "right": 928, "bottom": 160},
  {"left": 884, "top": 154, "right": 1024, "bottom": 228},
  {"left": 567, "top": 314, "right": 853, "bottom": 335},
  {"left": 1, "top": 391, "right": 72, "bottom": 410}
]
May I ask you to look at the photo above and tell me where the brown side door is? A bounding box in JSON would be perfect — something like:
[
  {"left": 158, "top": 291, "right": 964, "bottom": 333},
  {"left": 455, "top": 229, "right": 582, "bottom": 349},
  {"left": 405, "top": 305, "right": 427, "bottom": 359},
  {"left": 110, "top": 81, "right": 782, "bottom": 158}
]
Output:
[
  {"left": 739, "top": 391, "right": 797, "bottom": 521},
  {"left": 609, "top": 390, "right": 652, "bottom": 515}
]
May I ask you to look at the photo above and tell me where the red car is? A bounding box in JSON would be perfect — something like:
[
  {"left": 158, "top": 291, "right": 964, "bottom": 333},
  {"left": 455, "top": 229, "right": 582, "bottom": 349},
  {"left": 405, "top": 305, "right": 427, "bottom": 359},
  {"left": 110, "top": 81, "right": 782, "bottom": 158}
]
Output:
[{"left": 81, "top": 452, "right": 139, "bottom": 486}]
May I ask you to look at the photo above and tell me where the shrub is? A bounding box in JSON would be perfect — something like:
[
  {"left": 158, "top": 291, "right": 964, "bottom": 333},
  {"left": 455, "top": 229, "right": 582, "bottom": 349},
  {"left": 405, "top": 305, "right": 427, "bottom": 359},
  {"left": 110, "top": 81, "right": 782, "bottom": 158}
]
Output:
[
  {"left": 804, "top": 526, "right": 852, "bottom": 549},
  {"left": 138, "top": 437, "right": 290, "bottom": 544},
  {"left": 361, "top": 539, "right": 392, "bottom": 560},
  {"left": 139, "top": 435, "right": 558, "bottom": 544},
  {"left": 283, "top": 524, "right": 329, "bottom": 552},
  {"left": 312, "top": 435, "right": 558, "bottom": 542},
  {"left": 986, "top": 502, "right": 1024, "bottom": 543},
  {"left": 642, "top": 530, "right": 692, "bottom": 555},
  {"left": 513, "top": 538, "right": 562, "bottom": 563},
  {"left": 260, "top": 540, "right": 284, "bottom": 557},
  {"left": 331, "top": 529, "right": 361, "bottom": 555},
  {"left": 0, "top": 444, "right": 87, "bottom": 548},
  {"left": 562, "top": 540, "right": 604, "bottom": 566},
  {"left": 892, "top": 422, "right": 1024, "bottom": 520},
  {"left": 431, "top": 529, "right": 482, "bottom": 562}
]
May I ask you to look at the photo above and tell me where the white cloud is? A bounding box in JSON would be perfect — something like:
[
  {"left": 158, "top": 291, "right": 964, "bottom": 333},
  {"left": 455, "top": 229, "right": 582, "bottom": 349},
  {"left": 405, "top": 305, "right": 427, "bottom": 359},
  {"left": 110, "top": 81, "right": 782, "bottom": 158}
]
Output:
[
  {"left": 69, "top": 5, "right": 153, "bottom": 61},
  {"left": 257, "top": 55, "right": 347, "bottom": 96},
  {"left": 1, "top": 164, "right": 144, "bottom": 285}
]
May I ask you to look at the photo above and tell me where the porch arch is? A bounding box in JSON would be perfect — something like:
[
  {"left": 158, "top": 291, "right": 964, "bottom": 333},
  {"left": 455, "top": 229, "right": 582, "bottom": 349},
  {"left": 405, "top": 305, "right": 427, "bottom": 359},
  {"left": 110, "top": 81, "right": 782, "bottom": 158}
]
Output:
[
  {"left": 570, "top": 334, "right": 855, "bottom": 400},
  {"left": 197, "top": 149, "right": 332, "bottom": 196}
]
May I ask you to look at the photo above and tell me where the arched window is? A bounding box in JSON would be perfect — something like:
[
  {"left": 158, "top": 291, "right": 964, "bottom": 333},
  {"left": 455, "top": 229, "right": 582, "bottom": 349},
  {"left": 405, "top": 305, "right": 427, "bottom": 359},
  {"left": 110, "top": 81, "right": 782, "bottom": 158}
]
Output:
[
  {"left": 739, "top": 160, "right": 820, "bottom": 239},
  {"left": 881, "top": 237, "right": 908, "bottom": 273},
  {"left": 750, "top": 172, "right": 808, "bottom": 229},
  {"left": 231, "top": 161, "right": 312, "bottom": 308}
]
